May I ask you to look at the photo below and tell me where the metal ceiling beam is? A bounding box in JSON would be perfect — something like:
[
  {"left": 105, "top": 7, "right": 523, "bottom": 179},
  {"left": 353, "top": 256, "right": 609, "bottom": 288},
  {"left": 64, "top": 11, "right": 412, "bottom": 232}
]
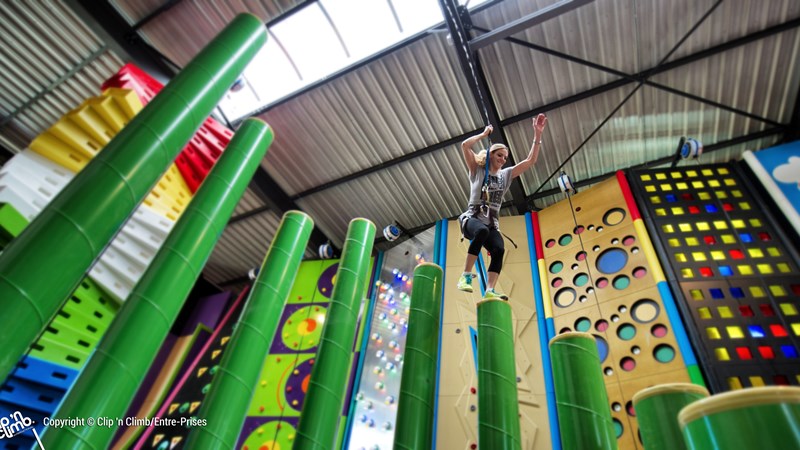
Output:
[
  {"left": 502, "top": 16, "right": 800, "bottom": 126},
  {"left": 131, "top": 0, "right": 184, "bottom": 30},
  {"left": 0, "top": 141, "right": 14, "bottom": 164},
  {"left": 658, "top": 17, "right": 800, "bottom": 73},
  {"left": 469, "top": 0, "right": 593, "bottom": 51},
  {"left": 293, "top": 130, "right": 475, "bottom": 199},
  {"left": 237, "top": 0, "right": 504, "bottom": 124},
  {"left": 439, "top": 0, "right": 530, "bottom": 214},
  {"left": 502, "top": 18, "right": 800, "bottom": 127},
  {"left": 238, "top": 4, "right": 798, "bottom": 128},
  {"left": 527, "top": 127, "right": 785, "bottom": 200},
  {"left": 376, "top": 127, "right": 785, "bottom": 247},
  {"left": 473, "top": 26, "right": 784, "bottom": 129},
  {"left": 318, "top": 2, "right": 350, "bottom": 58},
  {"left": 249, "top": 166, "right": 334, "bottom": 252},
  {"left": 229, "top": 204, "right": 271, "bottom": 224},
  {"left": 286, "top": 17, "right": 799, "bottom": 201},
  {"left": 784, "top": 82, "right": 800, "bottom": 143},
  {"left": 65, "top": 0, "right": 178, "bottom": 83},
  {"left": 529, "top": 0, "right": 723, "bottom": 196}
]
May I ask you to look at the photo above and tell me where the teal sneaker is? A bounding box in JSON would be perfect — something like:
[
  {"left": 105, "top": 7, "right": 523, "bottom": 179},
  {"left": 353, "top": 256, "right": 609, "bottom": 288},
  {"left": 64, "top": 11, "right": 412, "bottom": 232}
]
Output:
[
  {"left": 483, "top": 288, "right": 509, "bottom": 301},
  {"left": 456, "top": 273, "right": 474, "bottom": 293}
]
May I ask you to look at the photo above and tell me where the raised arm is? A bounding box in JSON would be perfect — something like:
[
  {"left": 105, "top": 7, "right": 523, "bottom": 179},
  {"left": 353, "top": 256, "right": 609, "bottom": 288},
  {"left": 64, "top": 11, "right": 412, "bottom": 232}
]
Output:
[
  {"left": 461, "top": 125, "right": 492, "bottom": 174},
  {"left": 511, "top": 113, "right": 547, "bottom": 179}
]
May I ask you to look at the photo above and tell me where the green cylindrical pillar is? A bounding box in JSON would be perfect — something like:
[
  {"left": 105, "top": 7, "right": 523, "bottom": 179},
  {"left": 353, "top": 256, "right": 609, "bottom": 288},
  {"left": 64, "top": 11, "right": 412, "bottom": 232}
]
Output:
[
  {"left": 477, "top": 299, "right": 522, "bottom": 450},
  {"left": 0, "top": 13, "right": 267, "bottom": 383},
  {"left": 679, "top": 386, "right": 800, "bottom": 450},
  {"left": 550, "top": 332, "right": 618, "bottom": 450},
  {"left": 41, "top": 118, "right": 274, "bottom": 450},
  {"left": 632, "top": 383, "right": 709, "bottom": 450},
  {"left": 394, "top": 263, "right": 444, "bottom": 450},
  {"left": 185, "top": 211, "right": 314, "bottom": 449},
  {"left": 294, "top": 218, "right": 376, "bottom": 450}
]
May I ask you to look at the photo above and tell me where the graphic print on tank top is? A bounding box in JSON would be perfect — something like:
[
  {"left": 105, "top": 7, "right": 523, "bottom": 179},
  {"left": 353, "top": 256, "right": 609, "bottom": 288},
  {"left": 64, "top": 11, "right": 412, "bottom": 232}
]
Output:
[{"left": 482, "top": 171, "right": 507, "bottom": 217}]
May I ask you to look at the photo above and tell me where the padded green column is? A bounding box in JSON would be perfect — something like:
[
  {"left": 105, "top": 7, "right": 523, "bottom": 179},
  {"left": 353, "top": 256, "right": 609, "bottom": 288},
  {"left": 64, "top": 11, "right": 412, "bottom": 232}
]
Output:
[
  {"left": 295, "top": 218, "right": 376, "bottom": 450},
  {"left": 477, "top": 299, "right": 522, "bottom": 450},
  {"left": 550, "top": 332, "right": 618, "bottom": 450},
  {"left": 0, "top": 13, "right": 267, "bottom": 383},
  {"left": 633, "top": 383, "right": 709, "bottom": 450},
  {"left": 394, "top": 263, "right": 444, "bottom": 450},
  {"left": 41, "top": 118, "right": 273, "bottom": 450},
  {"left": 679, "top": 386, "right": 800, "bottom": 450},
  {"left": 185, "top": 211, "right": 313, "bottom": 449}
]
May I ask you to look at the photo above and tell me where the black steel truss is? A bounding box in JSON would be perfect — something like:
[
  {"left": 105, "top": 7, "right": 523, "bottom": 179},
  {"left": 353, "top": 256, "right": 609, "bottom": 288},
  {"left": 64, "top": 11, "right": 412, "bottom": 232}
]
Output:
[
  {"left": 95, "top": 1, "right": 797, "bottom": 287},
  {"left": 280, "top": 17, "right": 798, "bottom": 203},
  {"left": 67, "top": 0, "right": 178, "bottom": 81}
]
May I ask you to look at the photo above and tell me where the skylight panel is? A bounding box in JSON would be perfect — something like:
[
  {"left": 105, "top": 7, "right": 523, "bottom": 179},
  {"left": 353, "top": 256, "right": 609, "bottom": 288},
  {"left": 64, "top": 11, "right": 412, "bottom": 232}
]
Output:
[
  {"left": 218, "top": 0, "right": 494, "bottom": 122},
  {"left": 269, "top": 3, "right": 349, "bottom": 82},
  {"left": 216, "top": 38, "right": 304, "bottom": 119},
  {"left": 321, "top": 0, "right": 400, "bottom": 60},
  {"left": 391, "top": 0, "right": 443, "bottom": 35}
]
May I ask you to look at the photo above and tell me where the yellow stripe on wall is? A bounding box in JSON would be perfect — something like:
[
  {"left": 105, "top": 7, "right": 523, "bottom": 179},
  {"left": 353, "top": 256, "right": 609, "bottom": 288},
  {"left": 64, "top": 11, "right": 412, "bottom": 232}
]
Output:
[
  {"left": 634, "top": 219, "right": 666, "bottom": 283},
  {"left": 538, "top": 258, "right": 554, "bottom": 319}
]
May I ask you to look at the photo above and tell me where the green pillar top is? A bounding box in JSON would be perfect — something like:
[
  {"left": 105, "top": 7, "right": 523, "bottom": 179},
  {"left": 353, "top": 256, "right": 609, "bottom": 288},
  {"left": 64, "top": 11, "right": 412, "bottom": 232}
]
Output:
[
  {"left": 549, "top": 331, "right": 595, "bottom": 346},
  {"left": 349, "top": 217, "right": 375, "bottom": 227},
  {"left": 476, "top": 298, "right": 507, "bottom": 307},
  {"left": 632, "top": 383, "right": 709, "bottom": 407},
  {"left": 678, "top": 386, "right": 800, "bottom": 427}
]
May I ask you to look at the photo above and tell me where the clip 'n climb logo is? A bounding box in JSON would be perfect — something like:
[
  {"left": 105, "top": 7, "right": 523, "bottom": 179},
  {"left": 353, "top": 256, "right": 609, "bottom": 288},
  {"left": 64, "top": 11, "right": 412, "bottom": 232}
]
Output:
[
  {"left": 773, "top": 156, "right": 800, "bottom": 190},
  {"left": 0, "top": 410, "right": 43, "bottom": 448}
]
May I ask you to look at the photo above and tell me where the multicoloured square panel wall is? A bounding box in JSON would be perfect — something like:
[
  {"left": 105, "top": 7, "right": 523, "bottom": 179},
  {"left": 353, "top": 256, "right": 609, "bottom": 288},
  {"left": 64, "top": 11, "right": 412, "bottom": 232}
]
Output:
[
  {"left": 630, "top": 163, "right": 800, "bottom": 392},
  {"left": 534, "top": 173, "right": 700, "bottom": 450}
]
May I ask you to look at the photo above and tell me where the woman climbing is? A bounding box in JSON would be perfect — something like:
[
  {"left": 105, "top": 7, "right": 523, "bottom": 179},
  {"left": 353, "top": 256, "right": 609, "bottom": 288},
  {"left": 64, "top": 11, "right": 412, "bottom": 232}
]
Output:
[{"left": 456, "top": 113, "right": 548, "bottom": 300}]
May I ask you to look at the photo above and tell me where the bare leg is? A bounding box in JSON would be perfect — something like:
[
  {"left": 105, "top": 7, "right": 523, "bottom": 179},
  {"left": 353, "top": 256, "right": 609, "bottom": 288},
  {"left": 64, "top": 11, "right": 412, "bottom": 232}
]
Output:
[
  {"left": 464, "top": 253, "right": 478, "bottom": 273},
  {"left": 487, "top": 271, "right": 499, "bottom": 290}
]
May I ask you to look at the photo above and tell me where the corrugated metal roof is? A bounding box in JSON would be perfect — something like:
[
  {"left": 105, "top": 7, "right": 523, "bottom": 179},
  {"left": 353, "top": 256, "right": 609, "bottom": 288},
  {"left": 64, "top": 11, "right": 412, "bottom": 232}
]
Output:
[
  {"left": 258, "top": 32, "right": 481, "bottom": 196},
  {"left": 295, "top": 148, "right": 468, "bottom": 248},
  {"left": 203, "top": 210, "right": 283, "bottom": 285},
  {"left": 232, "top": 188, "right": 267, "bottom": 215},
  {"left": 112, "top": 0, "right": 306, "bottom": 67},
  {"left": 0, "top": 1, "right": 124, "bottom": 151},
  {"left": 1, "top": 0, "right": 798, "bottom": 288}
]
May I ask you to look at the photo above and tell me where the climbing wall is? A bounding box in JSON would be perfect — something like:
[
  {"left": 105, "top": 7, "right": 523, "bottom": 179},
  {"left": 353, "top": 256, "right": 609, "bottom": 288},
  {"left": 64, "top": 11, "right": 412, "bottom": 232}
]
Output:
[
  {"left": 536, "top": 174, "right": 699, "bottom": 450},
  {"left": 345, "top": 228, "right": 435, "bottom": 450},
  {"left": 0, "top": 62, "right": 233, "bottom": 448},
  {"left": 0, "top": 202, "right": 119, "bottom": 450},
  {"left": 630, "top": 163, "right": 800, "bottom": 392},
  {"left": 134, "top": 291, "right": 247, "bottom": 450},
  {"left": 2, "top": 85, "right": 190, "bottom": 304},
  {"left": 0, "top": 68, "right": 193, "bottom": 449},
  {"left": 439, "top": 215, "right": 553, "bottom": 450},
  {"left": 237, "top": 258, "right": 375, "bottom": 450},
  {"left": 0, "top": 278, "right": 119, "bottom": 450},
  {"left": 102, "top": 63, "right": 234, "bottom": 194},
  {"left": 112, "top": 291, "right": 234, "bottom": 449}
]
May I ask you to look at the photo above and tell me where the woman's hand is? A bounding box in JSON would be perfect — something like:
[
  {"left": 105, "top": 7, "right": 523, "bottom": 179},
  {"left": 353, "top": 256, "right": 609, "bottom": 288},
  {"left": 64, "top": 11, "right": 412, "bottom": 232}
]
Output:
[
  {"left": 482, "top": 125, "right": 493, "bottom": 137},
  {"left": 533, "top": 114, "right": 547, "bottom": 138}
]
